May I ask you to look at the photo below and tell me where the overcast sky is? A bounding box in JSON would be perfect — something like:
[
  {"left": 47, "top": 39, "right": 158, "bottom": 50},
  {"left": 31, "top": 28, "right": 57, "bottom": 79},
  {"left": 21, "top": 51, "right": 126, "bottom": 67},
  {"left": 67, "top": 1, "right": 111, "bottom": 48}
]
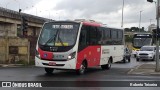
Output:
[{"left": 0, "top": 0, "right": 157, "bottom": 30}]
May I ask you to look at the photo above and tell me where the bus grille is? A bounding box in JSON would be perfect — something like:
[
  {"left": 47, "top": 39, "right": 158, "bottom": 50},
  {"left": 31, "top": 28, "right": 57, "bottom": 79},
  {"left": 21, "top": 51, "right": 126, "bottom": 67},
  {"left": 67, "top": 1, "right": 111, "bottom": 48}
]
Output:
[
  {"left": 42, "top": 63, "right": 65, "bottom": 66},
  {"left": 43, "top": 59, "right": 67, "bottom": 61}
]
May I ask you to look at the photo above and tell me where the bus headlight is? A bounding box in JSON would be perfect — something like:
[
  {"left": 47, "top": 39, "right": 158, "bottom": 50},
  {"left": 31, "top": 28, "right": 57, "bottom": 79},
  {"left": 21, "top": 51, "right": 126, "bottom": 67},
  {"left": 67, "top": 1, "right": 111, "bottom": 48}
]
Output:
[
  {"left": 67, "top": 52, "right": 76, "bottom": 60},
  {"left": 35, "top": 50, "right": 40, "bottom": 59}
]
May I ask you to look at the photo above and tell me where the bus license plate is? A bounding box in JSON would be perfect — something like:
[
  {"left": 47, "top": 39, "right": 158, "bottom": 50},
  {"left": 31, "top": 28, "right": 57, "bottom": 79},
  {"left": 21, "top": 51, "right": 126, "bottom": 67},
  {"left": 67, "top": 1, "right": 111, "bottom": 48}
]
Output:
[{"left": 48, "top": 62, "right": 56, "bottom": 66}]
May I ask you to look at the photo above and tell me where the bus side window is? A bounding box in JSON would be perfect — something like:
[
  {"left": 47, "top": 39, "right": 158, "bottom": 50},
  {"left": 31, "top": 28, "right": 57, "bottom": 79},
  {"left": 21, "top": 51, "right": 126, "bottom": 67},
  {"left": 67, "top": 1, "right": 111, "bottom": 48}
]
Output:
[
  {"left": 89, "top": 26, "right": 98, "bottom": 45},
  {"left": 79, "top": 26, "right": 87, "bottom": 47},
  {"left": 97, "top": 27, "right": 103, "bottom": 44}
]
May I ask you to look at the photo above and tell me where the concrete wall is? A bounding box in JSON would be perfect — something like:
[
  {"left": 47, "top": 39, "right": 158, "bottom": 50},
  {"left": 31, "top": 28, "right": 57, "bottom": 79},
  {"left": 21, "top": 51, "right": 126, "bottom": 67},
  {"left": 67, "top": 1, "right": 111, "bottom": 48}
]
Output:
[
  {"left": 0, "top": 38, "right": 6, "bottom": 63},
  {"left": 27, "top": 27, "right": 41, "bottom": 36},
  {"left": 0, "top": 37, "right": 29, "bottom": 64},
  {"left": 0, "top": 23, "right": 17, "bottom": 37},
  {"left": 0, "top": 7, "right": 48, "bottom": 64}
]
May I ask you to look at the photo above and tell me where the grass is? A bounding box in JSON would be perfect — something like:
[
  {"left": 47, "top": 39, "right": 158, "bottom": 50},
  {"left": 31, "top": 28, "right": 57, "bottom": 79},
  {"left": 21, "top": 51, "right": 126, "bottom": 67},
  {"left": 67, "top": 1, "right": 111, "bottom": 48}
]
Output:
[{"left": 16, "top": 59, "right": 35, "bottom": 66}]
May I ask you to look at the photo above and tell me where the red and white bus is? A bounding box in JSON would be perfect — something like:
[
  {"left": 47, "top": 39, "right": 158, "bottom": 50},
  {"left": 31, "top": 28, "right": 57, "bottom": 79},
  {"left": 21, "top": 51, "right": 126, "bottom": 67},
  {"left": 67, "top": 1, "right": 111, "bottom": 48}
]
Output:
[{"left": 35, "top": 20, "right": 124, "bottom": 74}]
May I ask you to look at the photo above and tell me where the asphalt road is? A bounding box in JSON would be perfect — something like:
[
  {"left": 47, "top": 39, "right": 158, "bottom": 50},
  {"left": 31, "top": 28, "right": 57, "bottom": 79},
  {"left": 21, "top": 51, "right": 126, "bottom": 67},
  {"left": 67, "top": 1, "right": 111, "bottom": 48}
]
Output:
[{"left": 0, "top": 57, "right": 160, "bottom": 90}]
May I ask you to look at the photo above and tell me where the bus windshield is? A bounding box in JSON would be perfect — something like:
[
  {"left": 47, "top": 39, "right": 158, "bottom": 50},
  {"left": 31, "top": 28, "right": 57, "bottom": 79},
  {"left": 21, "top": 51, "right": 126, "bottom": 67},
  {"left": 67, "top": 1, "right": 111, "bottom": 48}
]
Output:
[
  {"left": 133, "top": 38, "right": 152, "bottom": 48},
  {"left": 39, "top": 22, "right": 80, "bottom": 46}
]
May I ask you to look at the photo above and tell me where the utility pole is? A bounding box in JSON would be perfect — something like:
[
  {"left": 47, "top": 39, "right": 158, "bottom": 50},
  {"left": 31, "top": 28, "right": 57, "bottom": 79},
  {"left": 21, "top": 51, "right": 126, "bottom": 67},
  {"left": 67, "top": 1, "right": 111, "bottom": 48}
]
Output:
[
  {"left": 5, "top": 2, "right": 9, "bottom": 63},
  {"left": 156, "top": 0, "right": 160, "bottom": 72},
  {"left": 150, "top": 19, "right": 153, "bottom": 24},
  {"left": 147, "top": 0, "right": 160, "bottom": 72},
  {"left": 121, "top": 0, "right": 124, "bottom": 28},
  {"left": 139, "top": 10, "right": 143, "bottom": 32}
]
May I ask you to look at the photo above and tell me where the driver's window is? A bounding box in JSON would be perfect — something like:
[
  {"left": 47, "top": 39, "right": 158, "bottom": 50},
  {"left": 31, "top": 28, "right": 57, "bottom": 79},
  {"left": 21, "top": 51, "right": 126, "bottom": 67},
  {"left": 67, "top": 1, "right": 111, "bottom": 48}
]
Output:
[{"left": 79, "top": 26, "right": 87, "bottom": 47}]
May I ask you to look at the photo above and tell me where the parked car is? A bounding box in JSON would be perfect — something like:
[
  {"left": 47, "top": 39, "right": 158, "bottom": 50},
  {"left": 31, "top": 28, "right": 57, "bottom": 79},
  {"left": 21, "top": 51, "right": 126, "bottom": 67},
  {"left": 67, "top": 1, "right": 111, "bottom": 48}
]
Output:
[
  {"left": 136, "top": 46, "right": 156, "bottom": 61},
  {"left": 122, "top": 47, "right": 131, "bottom": 63}
]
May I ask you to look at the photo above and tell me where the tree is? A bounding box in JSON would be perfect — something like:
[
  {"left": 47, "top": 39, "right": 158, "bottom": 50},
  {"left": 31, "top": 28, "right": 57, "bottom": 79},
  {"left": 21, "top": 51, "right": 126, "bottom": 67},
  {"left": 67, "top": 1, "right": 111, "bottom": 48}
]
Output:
[{"left": 124, "top": 28, "right": 130, "bottom": 32}]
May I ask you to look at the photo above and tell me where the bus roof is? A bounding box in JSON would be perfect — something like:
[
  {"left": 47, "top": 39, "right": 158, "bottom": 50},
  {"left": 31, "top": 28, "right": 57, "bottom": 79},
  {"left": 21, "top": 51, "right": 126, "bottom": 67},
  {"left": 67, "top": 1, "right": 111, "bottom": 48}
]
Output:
[
  {"left": 74, "top": 19, "right": 102, "bottom": 27},
  {"left": 45, "top": 20, "right": 123, "bottom": 30}
]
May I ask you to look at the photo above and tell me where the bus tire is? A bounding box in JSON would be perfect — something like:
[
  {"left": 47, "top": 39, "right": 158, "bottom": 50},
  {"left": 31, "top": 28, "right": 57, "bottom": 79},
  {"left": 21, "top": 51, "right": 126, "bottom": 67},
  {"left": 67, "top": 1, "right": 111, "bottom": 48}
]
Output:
[
  {"left": 76, "top": 61, "right": 87, "bottom": 75},
  {"left": 101, "top": 59, "right": 111, "bottom": 70},
  {"left": 45, "top": 68, "right": 54, "bottom": 74}
]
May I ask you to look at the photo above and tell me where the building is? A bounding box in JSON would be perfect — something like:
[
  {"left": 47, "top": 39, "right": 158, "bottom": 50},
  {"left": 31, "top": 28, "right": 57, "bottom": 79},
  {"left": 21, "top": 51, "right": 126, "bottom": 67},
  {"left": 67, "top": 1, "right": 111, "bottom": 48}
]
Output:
[
  {"left": 148, "top": 24, "right": 156, "bottom": 32},
  {"left": 0, "top": 7, "right": 51, "bottom": 64}
]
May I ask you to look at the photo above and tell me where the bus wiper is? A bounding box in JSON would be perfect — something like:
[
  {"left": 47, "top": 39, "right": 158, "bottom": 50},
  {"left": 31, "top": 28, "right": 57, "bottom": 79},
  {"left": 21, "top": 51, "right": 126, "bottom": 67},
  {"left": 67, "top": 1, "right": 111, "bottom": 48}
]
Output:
[
  {"left": 43, "top": 29, "right": 58, "bottom": 46},
  {"left": 57, "top": 31, "right": 64, "bottom": 46},
  {"left": 44, "top": 35, "right": 56, "bottom": 46}
]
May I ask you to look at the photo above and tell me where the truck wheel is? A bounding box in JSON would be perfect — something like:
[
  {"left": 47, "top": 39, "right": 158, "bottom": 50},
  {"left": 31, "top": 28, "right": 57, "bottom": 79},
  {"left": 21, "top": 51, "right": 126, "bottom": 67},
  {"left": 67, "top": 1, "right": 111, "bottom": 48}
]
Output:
[{"left": 45, "top": 68, "right": 54, "bottom": 74}]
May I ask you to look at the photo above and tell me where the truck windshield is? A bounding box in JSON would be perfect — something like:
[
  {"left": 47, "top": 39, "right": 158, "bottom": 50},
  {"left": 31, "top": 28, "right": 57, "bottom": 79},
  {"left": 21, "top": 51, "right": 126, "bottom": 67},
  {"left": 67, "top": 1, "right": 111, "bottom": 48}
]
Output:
[{"left": 39, "top": 22, "right": 80, "bottom": 46}]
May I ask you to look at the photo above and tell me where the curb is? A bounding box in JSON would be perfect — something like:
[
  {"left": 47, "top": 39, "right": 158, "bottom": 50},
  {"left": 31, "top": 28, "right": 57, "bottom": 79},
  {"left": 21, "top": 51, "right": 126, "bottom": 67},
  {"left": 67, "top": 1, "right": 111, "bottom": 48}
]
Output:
[
  {"left": 128, "top": 64, "right": 160, "bottom": 75},
  {"left": 0, "top": 64, "right": 32, "bottom": 67},
  {"left": 127, "top": 65, "right": 141, "bottom": 74}
]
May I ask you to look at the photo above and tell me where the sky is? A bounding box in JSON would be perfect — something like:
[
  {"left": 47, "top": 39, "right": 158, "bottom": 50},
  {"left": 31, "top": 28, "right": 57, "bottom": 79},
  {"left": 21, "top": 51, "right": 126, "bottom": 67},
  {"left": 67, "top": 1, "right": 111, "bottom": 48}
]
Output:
[{"left": 0, "top": 0, "right": 157, "bottom": 30}]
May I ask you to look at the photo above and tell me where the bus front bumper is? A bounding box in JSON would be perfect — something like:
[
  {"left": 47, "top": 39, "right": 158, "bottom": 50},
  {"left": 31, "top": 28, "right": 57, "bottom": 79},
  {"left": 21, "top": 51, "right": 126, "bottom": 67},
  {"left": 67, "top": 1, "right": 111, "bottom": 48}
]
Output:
[{"left": 35, "top": 57, "right": 76, "bottom": 70}]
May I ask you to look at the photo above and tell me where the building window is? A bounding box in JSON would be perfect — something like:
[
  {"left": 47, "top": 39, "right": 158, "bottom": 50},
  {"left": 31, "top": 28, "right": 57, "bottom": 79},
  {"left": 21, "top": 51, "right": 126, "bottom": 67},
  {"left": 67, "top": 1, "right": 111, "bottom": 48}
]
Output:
[{"left": 17, "top": 24, "right": 22, "bottom": 37}]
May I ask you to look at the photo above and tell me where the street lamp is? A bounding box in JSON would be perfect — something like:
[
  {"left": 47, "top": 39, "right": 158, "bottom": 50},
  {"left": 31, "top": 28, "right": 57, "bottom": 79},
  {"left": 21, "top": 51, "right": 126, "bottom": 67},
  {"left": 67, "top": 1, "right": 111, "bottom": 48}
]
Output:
[
  {"left": 150, "top": 19, "right": 152, "bottom": 24},
  {"left": 5, "top": 2, "right": 10, "bottom": 9},
  {"left": 155, "top": 0, "right": 160, "bottom": 72},
  {"left": 121, "top": 0, "right": 126, "bottom": 47},
  {"left": 32, "top": 6, "right": 38, "bottom": 16},
  {"left": 121, "top": 0, "right": 125, "bottom": 28},
  {"left": 45, "top": 10, "right": 51, "bottom": 19},
  {"left": 14, "top": 0, "right": 20, "bottom": 10},
  {"left": 6, "top": 0, "right": 20, "bottom": 9},
  {"left": 139, "top": 10, "right": 143, "bottom": 32}
]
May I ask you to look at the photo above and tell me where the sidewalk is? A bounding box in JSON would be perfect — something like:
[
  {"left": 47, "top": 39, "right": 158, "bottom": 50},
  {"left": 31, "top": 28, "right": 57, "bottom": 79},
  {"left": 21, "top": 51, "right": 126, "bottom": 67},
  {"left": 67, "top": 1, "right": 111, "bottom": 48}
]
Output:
[
  {"left": 0, "top": 64, "right": 25, "bottom": 67},
  {"left": 128, "top": 64, "right": 160, "bottom": 75}
]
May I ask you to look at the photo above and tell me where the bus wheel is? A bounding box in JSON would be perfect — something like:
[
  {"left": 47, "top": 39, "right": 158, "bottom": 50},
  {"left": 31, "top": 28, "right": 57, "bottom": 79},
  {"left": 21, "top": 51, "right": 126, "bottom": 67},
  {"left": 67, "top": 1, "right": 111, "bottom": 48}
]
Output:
[
  {"left": 101, "top": 59, "right": 111, "bottom": 70},
  {"left": 45, "top": 68, "right": 54, "bottom": 74},
  {"left": 76, "top": 61, "right": 87, "bottom": 75}
]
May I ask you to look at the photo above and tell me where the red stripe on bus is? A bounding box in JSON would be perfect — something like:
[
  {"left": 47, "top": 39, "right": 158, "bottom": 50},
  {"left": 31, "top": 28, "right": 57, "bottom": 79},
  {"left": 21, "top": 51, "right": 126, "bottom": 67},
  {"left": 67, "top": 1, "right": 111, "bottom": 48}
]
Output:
[
  {"left": 76, "top": 46, "right": 101, "bottom": 69},
  {"left": 83, "top": 22, "right": 101, "bottom": 27},
  {"left": 38, "top": 48, "right": 53, "bottom": 60}
]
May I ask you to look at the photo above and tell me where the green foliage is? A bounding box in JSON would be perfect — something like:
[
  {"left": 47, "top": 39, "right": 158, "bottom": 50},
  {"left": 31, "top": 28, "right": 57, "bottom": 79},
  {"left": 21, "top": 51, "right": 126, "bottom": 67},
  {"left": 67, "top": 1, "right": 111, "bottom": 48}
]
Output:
[
  {"left": 16, "top": 59, "right": 35, "bottom": 66},
  {"left": 125, "top": 35, "right": 133, "bottom": 42},
  {"left": 16, "top": 60, "right": 27, "bottom": 66},
  {"left": 124, "top": 27, "right": 145, "bottom": 32},
  {"left": 29, "top": 60, "right": 35, "bottom": 65}
]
